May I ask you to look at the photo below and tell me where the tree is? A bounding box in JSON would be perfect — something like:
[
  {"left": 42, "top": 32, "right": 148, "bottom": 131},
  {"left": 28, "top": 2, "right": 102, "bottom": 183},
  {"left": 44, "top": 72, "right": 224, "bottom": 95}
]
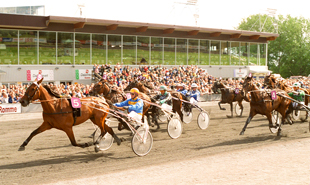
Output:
[{"left": 237, "top": 14, "right": 310, "bottom": 78}]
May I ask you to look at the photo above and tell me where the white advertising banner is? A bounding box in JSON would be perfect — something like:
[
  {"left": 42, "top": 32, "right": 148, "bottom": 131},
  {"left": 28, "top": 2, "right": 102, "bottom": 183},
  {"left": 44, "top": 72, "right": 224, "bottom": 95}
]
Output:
[
  {"left": 75, "top": 69, "right": 92, "bottom": 80},
  {"left": 27, "top": 70, "right": 54, "bottom": 81},
  {"left": 0, "top": 103, "right": 21, "bottom": 114},
  {"left": 233, "top": 69, "right": 248, "bottom": 78}
]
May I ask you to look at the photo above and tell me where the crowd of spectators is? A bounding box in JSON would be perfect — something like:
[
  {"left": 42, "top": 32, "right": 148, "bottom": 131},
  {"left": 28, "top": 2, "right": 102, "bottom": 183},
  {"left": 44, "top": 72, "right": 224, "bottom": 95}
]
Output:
[{"left": 1, "top": 63, "right": 310, "bottom": 104}]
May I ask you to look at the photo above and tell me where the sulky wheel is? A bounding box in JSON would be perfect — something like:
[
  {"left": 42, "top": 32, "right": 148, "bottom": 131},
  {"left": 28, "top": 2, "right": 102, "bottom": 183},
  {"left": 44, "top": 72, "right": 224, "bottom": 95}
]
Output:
[
  {"left": 93, "top": 127, "right": 114, "bottom": 152},
  {"left": 270, "top": 111, "right": 281, "bottom": 134},
  {"left": 197, "top": 112, "right": 210, "bottom": 130},
  {"left": 292, "top": 110, "right": 300, "bottom": 121},
  {"left": 167, "top": 117, "right": 183, "bottom": 139},
  {"left": 235, "top": 103, "right": 242, "bottom": 116},
  {"left": 131, "top": 127, "right": 153, "bottom": 157},
  {"left": 182, "top": 110, "right": 193, "bottom": 124}
]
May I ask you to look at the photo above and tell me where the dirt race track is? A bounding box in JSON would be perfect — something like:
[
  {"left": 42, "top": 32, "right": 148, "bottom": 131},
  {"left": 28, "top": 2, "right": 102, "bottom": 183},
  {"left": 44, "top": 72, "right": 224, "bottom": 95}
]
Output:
[{"left": 1, "top": 102, "right": 310, "bottom": 185}]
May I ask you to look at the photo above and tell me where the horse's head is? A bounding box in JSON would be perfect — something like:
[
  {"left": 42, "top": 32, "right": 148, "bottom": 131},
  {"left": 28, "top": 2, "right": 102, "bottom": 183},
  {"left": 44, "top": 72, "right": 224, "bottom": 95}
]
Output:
[
  {"left": 211, "top": 81, "right": 224, "bottom": 94},
  {"left": 20, "top": 78, "right": 44, "bottom": 107},
  {"left": 89, "top": 80, "right": 106, "bottom": 96},
  {"left": 242, "top": 75, "right": 256, "bottom": 91},
  {"left": 123, "top": 80, "right": 138, "bottom": 92},
  {"left": 263, "top": 74, "right": 276, "bottom": 89}
]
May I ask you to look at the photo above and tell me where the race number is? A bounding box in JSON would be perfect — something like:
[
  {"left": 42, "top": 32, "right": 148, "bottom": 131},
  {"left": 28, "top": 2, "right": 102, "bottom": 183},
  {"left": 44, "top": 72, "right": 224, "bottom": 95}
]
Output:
[
  {"left": 71, "top": 97, "right": 81, "bottom": 108},
  {"left": 126, "top": 93, "right": 131, "bottom": 99},
  {"left": 36, "top": 74, "right": 42, "bottom": 81},
  {"left": 271, "top": 91, "right": 277, "bottom": 100},
  {"left": 248, "top": 73, "right": 252, "bottom": 78},
  {"left": 235, "top": 88, "right": 239, "bottom": 94}
]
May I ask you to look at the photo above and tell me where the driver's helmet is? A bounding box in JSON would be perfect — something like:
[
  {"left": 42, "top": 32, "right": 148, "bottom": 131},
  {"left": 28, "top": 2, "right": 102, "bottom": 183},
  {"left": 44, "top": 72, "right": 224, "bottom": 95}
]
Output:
[
  {"left": 293, "top": 82, "right": 301, "bottom": 88},
  {"left": 191, "top": 83, "right": 198, "bottom": 88},
  {"left": 130, "top": 88, "right": 140, "bottom": 94},
  {"left": 159, "top": 85, "right": 167, "bottom": 91}
]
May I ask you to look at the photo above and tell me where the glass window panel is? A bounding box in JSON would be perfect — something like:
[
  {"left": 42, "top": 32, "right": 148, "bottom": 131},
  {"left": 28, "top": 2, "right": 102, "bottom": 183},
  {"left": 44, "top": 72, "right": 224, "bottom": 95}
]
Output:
[
  {"left": 108, "top": 35, "right": 121, "bottom": 65},
  {"left": 176, "top": 39, "right": 187, "bottom": 65},
  {"left": 137, "top": 36, "right": 149, "bottom": 65},
  {"left": 221, "top": 41, "right": 229, "bottom": 65},
  {"left": 230, "top": 42, "right": 240, "bottom": 65},
  {"left": 151, "top": 37, "right": 163, "bottom": 65},
  {"left": 199, "top": 40, "right": 209, "bottom": 65},
  {"left": 57, "top": 32, "right": 74, "bottom": 65},
  {"left": 164, "top": 38, "right": 175, "bottom": 65},
  {"left": 39, "top": 31, "right": 56, "bottom": 65},
  {"left": 123, "top": 36, "right": 136, "bottom": 65},
  {"left": 92, "top": 34, "right": 106, "bottom": 65},
  {"left": 249, "top": 43, "right": 258, "bottom": 65},
  {"left": 0, "top": 29, "right": 18, "bottom": 64},
  {"left": 75, "top": 33, "right": 90, "bottom": 65},
  {"left": 210, "top": 41, "right": 220, "bottom": 65},
  {"left": 240, "top": 42, "right": 248, "bottom": 66},
  {"left": 19, "top": 30, "right": 37, "bottom": 65},
  {"left": 259, "top": 43, "right": 266, "bottom": 66},
  {"left": 188, "top": 39, "right": 198, "bottom": 65}
]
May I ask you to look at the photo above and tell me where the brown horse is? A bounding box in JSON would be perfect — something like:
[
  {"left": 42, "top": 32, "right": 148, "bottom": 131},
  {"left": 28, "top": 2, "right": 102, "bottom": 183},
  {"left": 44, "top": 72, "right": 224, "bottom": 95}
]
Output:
[
  {"left": 211, "top": 81, "right": 246, "bottom": 118},
  {"left": 264, "top": 75, "right": 310, "bottom": 121},
  {"left": 18, "top": 78, "right": 121, "bottom": 151},
  {"left": 241, "top": 76, "right": 292, "bottom": 136},
  {"left": 90, "top": 79, "right": 152, "bottom": 130}
]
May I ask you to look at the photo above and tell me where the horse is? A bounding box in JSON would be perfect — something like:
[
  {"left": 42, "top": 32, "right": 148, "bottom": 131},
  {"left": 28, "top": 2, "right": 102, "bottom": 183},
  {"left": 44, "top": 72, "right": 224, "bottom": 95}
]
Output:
[
  {"left": 211, "top": 81, "right": 246, "bottom": 118},
  {"left": 240, "top": 76, "right": 292, "bottom": 136},
  {"left": 124, "top": 80, "right": 191, "bottom": 128},
  {"left": 264, "top": 75, "right": 310, "bottom": 122},
  {"left": 90, "top": 79, "right": 152, "bottom": 130},
  {"left": 18, "top": 78, "right": 121, "bottom": 151}
]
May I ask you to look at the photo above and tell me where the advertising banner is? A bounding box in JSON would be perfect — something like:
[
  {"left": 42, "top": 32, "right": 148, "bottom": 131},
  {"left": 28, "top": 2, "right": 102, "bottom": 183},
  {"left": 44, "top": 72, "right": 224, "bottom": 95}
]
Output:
[
  {"left": 0, "top": 103, "right": 21, "bottom": 114},
  {"left": 233, "top": 69, "right": 248, "bottom": 78},
  {"left": 75, "top": 69, "right": 92, "bottom": 80},
  {"left": 27, "top": 70, "right": 54, "bottom": 81}
]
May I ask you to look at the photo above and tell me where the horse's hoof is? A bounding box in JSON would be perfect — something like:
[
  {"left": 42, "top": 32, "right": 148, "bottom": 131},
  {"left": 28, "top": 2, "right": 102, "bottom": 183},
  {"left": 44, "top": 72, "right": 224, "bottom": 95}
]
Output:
[
  {"left": 221, "top": 108, "right": 226, "bottom": 110},
  {"left": 120, "top": 137, "right": 126, "bottom": 142},
  {"left": 277, "top": 131, "right": 282, "bottom": 136},
  {"left": 94, "top": 145, "right": 100, "bottom": 153},
  {"left": 226, "top": 115, "right": 233, "bottom": 118},
  {"left": 115, "top": 138, "right": 121, "bottom": 146},
  {"left": 239, "top": 131, "right": 244, "bottom": 135},
  {"left": 18, "top": 146, "right": 25, "bottom": 151}
]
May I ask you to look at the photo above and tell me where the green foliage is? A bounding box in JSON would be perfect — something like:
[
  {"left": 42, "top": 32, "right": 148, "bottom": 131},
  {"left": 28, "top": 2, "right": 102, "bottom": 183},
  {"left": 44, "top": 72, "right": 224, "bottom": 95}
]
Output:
[{"left": 237, "top": 14, "right": 310, "bottom": 78}]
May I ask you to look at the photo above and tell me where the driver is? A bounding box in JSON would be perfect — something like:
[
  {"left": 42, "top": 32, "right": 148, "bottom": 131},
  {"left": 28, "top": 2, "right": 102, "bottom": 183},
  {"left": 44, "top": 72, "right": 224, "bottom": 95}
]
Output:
[
  {"left": 288, "top": 82, "right": 305, "bottom": 115},
  {"left": 187, "top": 83, "right": 200, "bottom": 104},
  {"left": 152, "top": 85, "right": 172, "bottom": 105},
  {"left": 176, "top": 83, "right": 187, "bottom": 96},
  {"left": 113, "top": 88, "right": 145, "bottom": 129}
]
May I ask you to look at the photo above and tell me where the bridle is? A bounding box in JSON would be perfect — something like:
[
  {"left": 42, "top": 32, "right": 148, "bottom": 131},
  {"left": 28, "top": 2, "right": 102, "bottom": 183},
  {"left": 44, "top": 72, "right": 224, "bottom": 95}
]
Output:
[{"left": 24, "top": 81, "right": 40, "bottom": 102}]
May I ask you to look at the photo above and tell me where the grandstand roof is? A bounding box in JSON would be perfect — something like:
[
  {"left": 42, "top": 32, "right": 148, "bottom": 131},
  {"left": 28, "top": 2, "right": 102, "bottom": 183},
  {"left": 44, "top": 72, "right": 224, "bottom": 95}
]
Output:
[{"left": 0, "top": 13, "right": 278, "bottom": 43}]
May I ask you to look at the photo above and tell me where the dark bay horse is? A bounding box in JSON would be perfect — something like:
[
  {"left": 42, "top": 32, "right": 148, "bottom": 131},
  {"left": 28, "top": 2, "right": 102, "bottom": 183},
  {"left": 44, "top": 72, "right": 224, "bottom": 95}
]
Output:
[
  {"left": 90, "top": 79, "right": 152, "bottom": 130},
  {"left": 124, "top": 80, "right": 191, "bottom": 127},
  {"left": 18, "top": 78, "right": 121, "bottom": 151},
  {"left": 241, "top": 76, "right": 292, "bottom": 136},
  {"left": 211, "top": 81, "right": 246, "bottom": 118}
]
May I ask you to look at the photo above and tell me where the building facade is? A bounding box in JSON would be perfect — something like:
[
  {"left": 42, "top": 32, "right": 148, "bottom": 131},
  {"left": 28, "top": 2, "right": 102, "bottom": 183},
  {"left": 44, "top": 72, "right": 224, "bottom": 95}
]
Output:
[{"left": 0, "top": 13, "right": 278, "bottom": 85}]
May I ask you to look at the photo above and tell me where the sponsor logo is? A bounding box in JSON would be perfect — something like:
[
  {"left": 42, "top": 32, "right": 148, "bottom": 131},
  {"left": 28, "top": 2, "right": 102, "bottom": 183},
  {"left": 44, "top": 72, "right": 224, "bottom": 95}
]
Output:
[{"left": 0, "top": 106, "right": 18, "bottom": 113}]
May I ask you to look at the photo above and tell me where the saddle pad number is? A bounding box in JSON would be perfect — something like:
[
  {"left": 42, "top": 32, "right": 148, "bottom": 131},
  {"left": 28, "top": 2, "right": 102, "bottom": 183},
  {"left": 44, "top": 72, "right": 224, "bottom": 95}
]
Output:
[
  {"left": 235, "top": 88, "right": 239, "bottom": 94},
  {"left": 271, "top": 91, "right": 277, "bottom": 100},
  {"left": 126, "top": 93, "right": 131, "bottom": 99},
  {"left": 71, "top": 97, "right": 81, "bottom": 108}
]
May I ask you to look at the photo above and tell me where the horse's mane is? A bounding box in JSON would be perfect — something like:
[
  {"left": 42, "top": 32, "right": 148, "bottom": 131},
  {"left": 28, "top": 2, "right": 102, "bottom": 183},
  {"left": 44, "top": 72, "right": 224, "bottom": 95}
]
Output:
[
  {"left": 43, "top": 85, "right": 62, "bottom": 98},
  {"left": 142, "top": 82, "right": 154, "bottom": 90}
]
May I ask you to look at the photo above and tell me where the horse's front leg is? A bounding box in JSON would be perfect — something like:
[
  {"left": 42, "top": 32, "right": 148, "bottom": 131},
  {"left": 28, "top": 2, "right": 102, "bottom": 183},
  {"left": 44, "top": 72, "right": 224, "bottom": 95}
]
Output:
[
  {"left": 240, "top": 110, "right": 256, "bottom": 135},
  {"left": 238, "top": 101, "right": 244, "bottom": 117},
  {"left": 226, "top": 102, "right": 233, "bottom": 118},
  {"left": 218, "top": 101, "right": 226, "bottom": 110},
  {"left": 18, "top": 122, "right": 52, "bottom": 151},
  {"left": 63, "top": 127, "right": 94, "bottom": 148}
]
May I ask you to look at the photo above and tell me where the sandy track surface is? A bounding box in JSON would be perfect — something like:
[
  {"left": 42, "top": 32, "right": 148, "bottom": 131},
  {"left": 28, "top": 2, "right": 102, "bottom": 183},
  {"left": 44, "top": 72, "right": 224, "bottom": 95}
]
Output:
[{"left": 1, "top": 102, "right": 310, "bottom": 185}]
